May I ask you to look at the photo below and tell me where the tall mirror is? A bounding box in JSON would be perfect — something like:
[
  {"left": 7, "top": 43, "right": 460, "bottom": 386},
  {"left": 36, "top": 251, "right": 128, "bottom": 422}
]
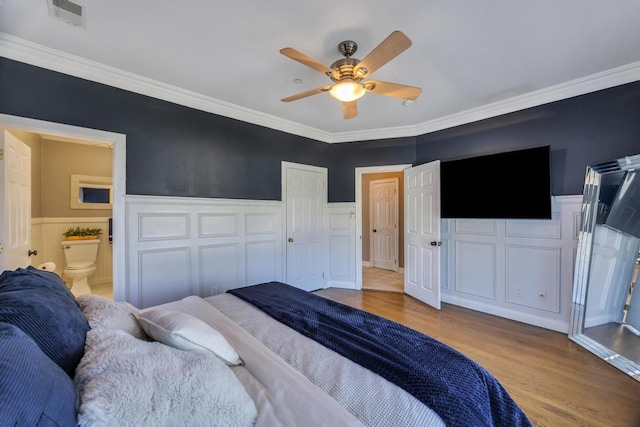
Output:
[{"left": 569, "top": 154, "right": 640, "bottom": 381}]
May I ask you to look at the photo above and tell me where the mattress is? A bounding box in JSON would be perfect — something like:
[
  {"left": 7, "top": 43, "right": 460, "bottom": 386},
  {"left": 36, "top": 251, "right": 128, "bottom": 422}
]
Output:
[{"left": 155, "top": 294, "right": 445, "bottom": 427}]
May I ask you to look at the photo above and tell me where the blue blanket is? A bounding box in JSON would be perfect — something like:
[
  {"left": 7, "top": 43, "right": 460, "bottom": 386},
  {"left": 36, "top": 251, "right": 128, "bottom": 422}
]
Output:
[{"left": 228, "top": 282, "right": 532, "bottom": 427}]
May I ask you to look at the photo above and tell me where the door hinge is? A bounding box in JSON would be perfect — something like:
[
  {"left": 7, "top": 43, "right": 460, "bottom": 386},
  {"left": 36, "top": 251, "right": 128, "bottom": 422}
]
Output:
[
  {"left": 0, "top": 149, "right": 3, "bottom": 160},
  {"left": 322, "top": 272, "right": 325, "bottom": 278},
  {"left": 0, "top": 243, "right": 3, "bottom": 254},
  {"left": 624, "top": 304, "right": 631, "bottom": 311}
]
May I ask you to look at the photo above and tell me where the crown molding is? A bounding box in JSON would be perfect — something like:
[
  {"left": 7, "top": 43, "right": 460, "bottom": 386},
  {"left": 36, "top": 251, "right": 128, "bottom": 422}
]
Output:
[
  {"left": 413, "top": 61, "right": 640, "bottom": 137},
  {"left": 2, "top": 33, "right": 640, "bottom": 144},
  {"left": 0, "top": 33, "right": 334, "bottom": 142}
]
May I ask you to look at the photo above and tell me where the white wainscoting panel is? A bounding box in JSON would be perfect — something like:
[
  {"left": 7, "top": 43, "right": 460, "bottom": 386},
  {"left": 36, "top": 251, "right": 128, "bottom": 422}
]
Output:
[
  {"left": 327, "top": 203, "right": 356, "bottom": 289},
  {"left": 441, "top": 196, "right": 582, "bottom": 332},
  {"left": 139, "top": 247, "right": 190, "bottom": 308},
  {"left": 138, "top": 213, "right": 190, "bottom": 241},
  {"left": 198, "top": 213, "right": 238, "bottom": 237},
  {"left": 126, "top": 196, "right": 283, "bottom": 308},
  {"left": 454, "top": 240, "right": 497, "bottom": 299},
  {"left": 505, "top": 245, "right": 561, "bottom": 312},
  {"left": 246, "top": 240, "right": 279, "bottom": 285}
]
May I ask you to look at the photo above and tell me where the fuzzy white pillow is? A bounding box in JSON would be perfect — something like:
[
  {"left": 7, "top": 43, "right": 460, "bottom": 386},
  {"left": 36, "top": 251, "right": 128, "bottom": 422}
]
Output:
[
  {"left": 76, "top": 294, "right": 148, "bottom": 340},
  {"left": 75, "top": 328, "right": 257, "bottom": 427},
  {"left": 135, "top": 309, "right": 242, "bottom": 365}
]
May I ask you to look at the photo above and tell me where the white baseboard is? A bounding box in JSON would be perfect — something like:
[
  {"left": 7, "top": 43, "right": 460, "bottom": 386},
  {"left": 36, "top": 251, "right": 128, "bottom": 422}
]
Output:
[
  {"left": 326, "top": 280, "right": 357, "bottom": 290},
  {"left": 441, "top": 294, "right": 569, "bottom": 333}
]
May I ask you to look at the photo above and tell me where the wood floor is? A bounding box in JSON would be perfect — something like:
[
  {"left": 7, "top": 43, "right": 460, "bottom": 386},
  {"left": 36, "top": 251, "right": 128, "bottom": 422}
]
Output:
[
  {"left": 313, "top": 288, "right": 640, "bottom": 427},
  {"left": 362, "top": 266, "right": 404, "bottom": 292}
]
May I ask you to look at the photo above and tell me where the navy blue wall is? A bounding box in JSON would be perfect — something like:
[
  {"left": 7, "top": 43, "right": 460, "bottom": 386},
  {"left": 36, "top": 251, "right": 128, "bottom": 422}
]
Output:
[
  {"left": 328, "top": 137, "right": 415, "bottom": 202},
  {"left": 414, "top": 81, "right": 640, "bottom": 196},
  {"left": 2, "top": 57, "right": 639, "bottom": 202},
  {"left": 0, "top": 58, "right": 329, "bottom": 200}
]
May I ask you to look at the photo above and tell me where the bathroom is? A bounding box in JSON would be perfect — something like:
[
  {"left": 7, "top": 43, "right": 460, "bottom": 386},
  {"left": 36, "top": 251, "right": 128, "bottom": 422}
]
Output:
[{"left": 5, "top": 128, "right": 114, "bottom": 298}]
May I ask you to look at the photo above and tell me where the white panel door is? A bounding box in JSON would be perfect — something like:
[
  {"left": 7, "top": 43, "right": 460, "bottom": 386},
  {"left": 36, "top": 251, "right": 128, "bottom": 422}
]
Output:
[
  {"left": 285, "top": 164, "right": 326, "bottom": 291},
  {"left": 0, "top": 130, "right": 32, "bottom": 270},
  {"left": 370, "top": 178, "right": 398, "bottom": 271},
  {"left": 404, "top": 160, "right": 441, "bottom": 309}
]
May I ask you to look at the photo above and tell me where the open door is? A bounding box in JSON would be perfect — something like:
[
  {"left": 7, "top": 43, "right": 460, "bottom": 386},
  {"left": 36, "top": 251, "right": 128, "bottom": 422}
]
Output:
[
  {"left": 0, "top": 130, "right": 32, "bottom": 270},
  {"left": 404, "top": 160, "right": 441, "bottom": 309}
]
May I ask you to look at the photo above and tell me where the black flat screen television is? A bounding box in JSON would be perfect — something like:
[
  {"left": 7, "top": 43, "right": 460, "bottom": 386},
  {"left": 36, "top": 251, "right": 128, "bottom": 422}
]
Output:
[{"left": 440, "top": 146, "right": 552, "bottom": 219}]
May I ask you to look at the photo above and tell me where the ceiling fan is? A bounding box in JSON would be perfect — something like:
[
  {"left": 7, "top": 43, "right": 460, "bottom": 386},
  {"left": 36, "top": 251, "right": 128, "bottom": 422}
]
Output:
[{"left": 280, "top": 31, "right": 422, "bottom": 119}]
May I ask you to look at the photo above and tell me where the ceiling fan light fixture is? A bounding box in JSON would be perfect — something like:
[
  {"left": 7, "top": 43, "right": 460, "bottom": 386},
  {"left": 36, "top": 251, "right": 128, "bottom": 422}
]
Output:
[{"left": 329, "top": 80, "right": 366, "bottom": 102}]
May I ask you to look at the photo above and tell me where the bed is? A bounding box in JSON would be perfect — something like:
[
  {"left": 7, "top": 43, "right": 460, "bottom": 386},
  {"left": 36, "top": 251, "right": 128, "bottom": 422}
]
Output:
[{"left": 0, "top": 267, "right": 532, "bottom": 426}]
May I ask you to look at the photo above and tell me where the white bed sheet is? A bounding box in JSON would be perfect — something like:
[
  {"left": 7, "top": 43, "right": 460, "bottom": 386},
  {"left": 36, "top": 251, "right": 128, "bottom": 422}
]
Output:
[
  {"left": 151, "top": 295, "right": 365, "bottom": 427},
  {"left": 204, "top": 293, "right": 445, "bottom": 427}
]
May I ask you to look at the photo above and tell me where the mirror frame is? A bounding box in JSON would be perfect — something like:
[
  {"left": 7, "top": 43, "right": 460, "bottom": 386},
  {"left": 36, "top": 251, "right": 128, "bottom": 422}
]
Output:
[
  {"left": 70, "top": 174, "right": 113, "bottom": 210},
  {"left": 569, "top": 153, "right": 640, "bottom": 382}
]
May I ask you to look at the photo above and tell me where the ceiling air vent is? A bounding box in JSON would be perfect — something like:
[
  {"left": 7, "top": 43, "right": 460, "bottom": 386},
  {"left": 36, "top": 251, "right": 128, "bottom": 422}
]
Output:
[{"left": 47, "top": 0, "right": 85, "bottom": 28}]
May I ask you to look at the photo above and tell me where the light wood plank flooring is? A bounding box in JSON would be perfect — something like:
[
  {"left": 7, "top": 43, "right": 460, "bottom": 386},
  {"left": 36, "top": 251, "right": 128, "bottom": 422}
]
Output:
[
  {"left": 314, "top": 288, "right": 640, "bottom": 427},
  {"left": 362, "top": 266, "right": 404, "bottom": 292}
]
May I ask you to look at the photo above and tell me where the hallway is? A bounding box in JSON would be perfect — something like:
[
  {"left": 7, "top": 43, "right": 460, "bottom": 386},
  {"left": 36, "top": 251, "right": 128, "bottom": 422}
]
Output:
[{"left": 362, "top": 267, "right": 404, "bottom": 293}]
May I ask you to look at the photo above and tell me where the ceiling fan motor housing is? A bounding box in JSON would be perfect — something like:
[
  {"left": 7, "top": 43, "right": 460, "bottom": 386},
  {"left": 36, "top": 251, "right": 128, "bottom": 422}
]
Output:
[{"left": 329, "top": 57, "right": 364, "bottom": 82}]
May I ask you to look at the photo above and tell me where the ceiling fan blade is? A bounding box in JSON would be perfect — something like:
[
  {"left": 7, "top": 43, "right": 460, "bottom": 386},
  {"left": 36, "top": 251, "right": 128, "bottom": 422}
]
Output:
[
  {"left": 280, "top": 47, "right": 336, "bottom": 77},
  {"left": 364, "top": 80, "right": 422, "bottom": 101},
  {"left": 281, "top": 85, "right": 332, "bottom": 102},
  {"left": 343, "top": 101, "right": 358, "bottom": 119},
  {"left": 354, "top": 31, "right": 412, "bottom": 78}
]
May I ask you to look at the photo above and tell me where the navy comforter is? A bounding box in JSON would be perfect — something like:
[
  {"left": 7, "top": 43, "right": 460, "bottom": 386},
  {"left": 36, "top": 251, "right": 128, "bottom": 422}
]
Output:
[{"left": 228, "top": 282, "right": 532, "bottom": 427}]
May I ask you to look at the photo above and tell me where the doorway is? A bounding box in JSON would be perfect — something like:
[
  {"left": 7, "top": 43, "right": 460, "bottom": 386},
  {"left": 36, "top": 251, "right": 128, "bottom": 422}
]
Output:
[
  {"left": 0, "top": 114, "right": 126, "bottom": 300},
  {"left": 356, "top": 165, "right": 410, "bottom": 292}
]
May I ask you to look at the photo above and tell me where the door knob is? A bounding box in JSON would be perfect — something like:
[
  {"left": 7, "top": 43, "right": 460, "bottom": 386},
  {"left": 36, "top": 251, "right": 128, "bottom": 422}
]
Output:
[
  {"left": 373, "top": 229, "right": 377, "bottom": 232},
  {"left": 288, "top": 237, "right": 294, "bottom": 242},
  {"left": 430, "top": 241, "right": 443, "bottom": 246},
  {"left": 28, "top": 249, "right": 38, "bottom": 256}
]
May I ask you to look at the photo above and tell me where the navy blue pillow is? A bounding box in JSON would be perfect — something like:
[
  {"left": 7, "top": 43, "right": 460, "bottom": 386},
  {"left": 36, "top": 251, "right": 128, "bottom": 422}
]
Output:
[
  {"left": 0, "top": 267, "right": 90, "bottom": 378},
  {"left": 0, "top": 322, "right": 77, "bottom": 426}
]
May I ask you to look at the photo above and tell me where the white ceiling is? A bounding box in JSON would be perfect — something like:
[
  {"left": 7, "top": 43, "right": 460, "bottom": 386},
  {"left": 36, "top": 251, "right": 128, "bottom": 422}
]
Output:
[{"left": 1, "top": 1, "right": 640, "bottom": 143}]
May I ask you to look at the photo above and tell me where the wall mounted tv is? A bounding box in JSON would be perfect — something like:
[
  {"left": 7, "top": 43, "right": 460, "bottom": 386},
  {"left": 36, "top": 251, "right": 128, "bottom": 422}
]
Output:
[{"left": 440, "top": 145, "right": 552, "bottom": 219}]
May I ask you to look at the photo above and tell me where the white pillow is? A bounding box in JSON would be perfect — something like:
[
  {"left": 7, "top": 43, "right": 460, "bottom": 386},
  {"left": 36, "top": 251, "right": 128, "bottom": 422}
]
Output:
[{"left": 135, "top": 309, "right": 242, "bottom": 365}]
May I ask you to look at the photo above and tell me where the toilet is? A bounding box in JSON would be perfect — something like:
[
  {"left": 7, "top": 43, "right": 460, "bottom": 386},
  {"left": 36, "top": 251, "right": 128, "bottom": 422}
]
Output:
[{"left": 61, "top": 239, "right": 100, "bottom": 295}]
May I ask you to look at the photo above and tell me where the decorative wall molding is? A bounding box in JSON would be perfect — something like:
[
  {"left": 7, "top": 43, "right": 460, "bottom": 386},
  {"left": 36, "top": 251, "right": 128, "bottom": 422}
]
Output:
[
  {"left": 441, "top": 195, "right": 583, "bottom": 333},
  {"left": 327, "top": 203, "right": 356, "bottom": 289},
  {"left": 125, "top": 195, "right": 283, "bottom": 308},
  {"left": 123, "top": 194, "right": 583, "bottom": 331},
  {"left": 3, "top": 33, "right": 640, "bottom": 144}
]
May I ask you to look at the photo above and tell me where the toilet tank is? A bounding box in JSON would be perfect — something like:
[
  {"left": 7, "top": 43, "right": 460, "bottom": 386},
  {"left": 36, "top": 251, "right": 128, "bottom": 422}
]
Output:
[{"left": 61, "top": 239, "right": 101, "bottom": 264}]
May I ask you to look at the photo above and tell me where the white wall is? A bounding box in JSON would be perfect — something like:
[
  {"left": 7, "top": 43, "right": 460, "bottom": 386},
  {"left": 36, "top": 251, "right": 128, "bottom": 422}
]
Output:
[
  {"left": 125, "top": 195, "right": 283, "bottom": 308},
  {"left": 440, "top": 196, "right": 582, "bottom": 333},
  {"left": 124, "top": 194, "right": 582, "bottom": 332}
]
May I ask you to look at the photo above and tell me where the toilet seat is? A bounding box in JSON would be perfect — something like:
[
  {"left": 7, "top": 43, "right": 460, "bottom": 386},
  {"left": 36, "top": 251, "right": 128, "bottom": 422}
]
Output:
[{"left": 65, "top": 262, "right": 96, "bottom": 270}]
